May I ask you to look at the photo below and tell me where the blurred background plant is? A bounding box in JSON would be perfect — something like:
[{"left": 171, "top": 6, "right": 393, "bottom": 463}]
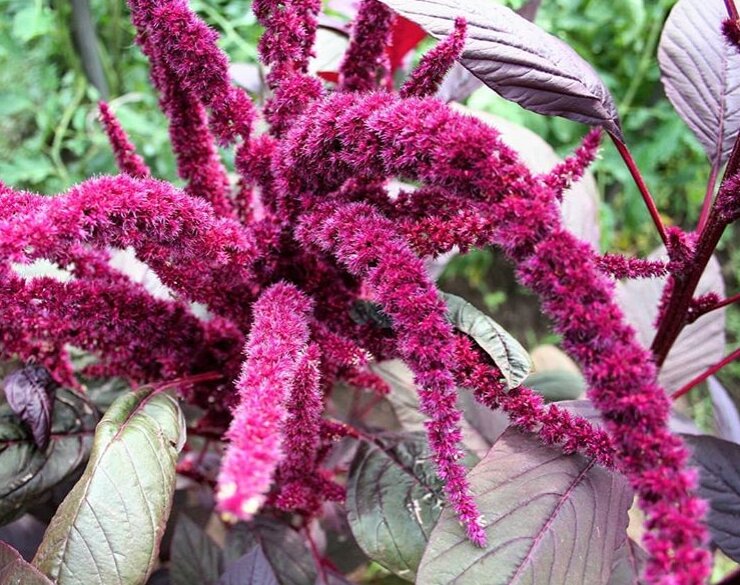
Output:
[{"left": 0, "top": 0, "right": 736, "bottom": 410}]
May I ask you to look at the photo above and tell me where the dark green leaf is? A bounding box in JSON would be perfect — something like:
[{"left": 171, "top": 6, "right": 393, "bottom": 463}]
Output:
[
  {"left": 347, "top": 433, "right": 444, "bottom": 581},
  {"left": 0, "top": 389, "right": 98, "bottom": 525},
  {"left": 170, "top": 515, "right": 223, "bottom": 585},
  {"left": 32, "top": 388, "right": 185, "bottom": 585},
  {"left": 417, "top": 428, "right": 633, "bottom": 584},
  {"left": 443, "top": 293, "right": 532, "bottom": 389},
  {"left": 682, "top": 434, "right": 740, "bottom": 562},
  {"left": 0, "top": 541, "right": 53, "bottom": 585},
  {"left": 224, "top": 518, "right": 316, "bottom": 585},
  {"left": 524, "top": 370, "right": 586, "bottom": 402},
  {"left": 3, "top": 367, "right": 58, "bottom": 450}
]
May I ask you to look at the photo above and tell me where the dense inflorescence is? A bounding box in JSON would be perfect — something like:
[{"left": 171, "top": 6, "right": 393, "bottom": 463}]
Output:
[{"left": 0, "top": 0, "right": 718, "bottom": 583}]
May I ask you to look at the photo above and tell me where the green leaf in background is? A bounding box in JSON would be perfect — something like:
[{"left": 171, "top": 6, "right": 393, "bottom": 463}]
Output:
[
  {"left": 417, "top": 427, "right": 633, "bottom": 585},
  {"left": 170, "top": 514, "right": 223, "bottom": 585},
  {"left": 0, "top": 388, "right": 98, "bottom": 525},
  {"left": 0, "top": 540, "right": 53, "bottom": 585},
  {"left": 32, "top": 387, "right": 185, "bottom": 585},
  {"left": 524, "top": 370, "right": 586, "bottom": 402},
  {"left": 223, "top": 517, "right": 317, "bottom": 585},
  {"left": 347, "top": 433, "right": 445, "bottom": 582},
  {"left": 443, "top": 293, "right": 532, "bottom": 389}
]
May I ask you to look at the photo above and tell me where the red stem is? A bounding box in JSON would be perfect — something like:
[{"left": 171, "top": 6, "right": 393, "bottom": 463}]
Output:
[
  {"left": 725, "top": 0, "right": 739, "bottom": 19},
  {"left": 698, "top": 162, "right": 719, "bottom": 233},
  {"left": 153, "top": 371, "right": 223, "bottom": 392},
  {"left": 671, "top": 347, "right": 740, "bottom": 399},
  {"left": 610, "top": 133, "right": 668, "bottom": 245},
  {"left": 304, "top": 525, "right": 329, "bottom": 584}
]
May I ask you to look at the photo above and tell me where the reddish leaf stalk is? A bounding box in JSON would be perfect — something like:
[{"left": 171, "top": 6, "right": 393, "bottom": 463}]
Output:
[
  {"left": 697, "top": 162, "right": 720, "bottom": 233},
  {"left": 610, "top": 133, "right": 668, "bottom": 245},
  {"left": 671, "top": 347, "right": 740, "bottom": 400}
]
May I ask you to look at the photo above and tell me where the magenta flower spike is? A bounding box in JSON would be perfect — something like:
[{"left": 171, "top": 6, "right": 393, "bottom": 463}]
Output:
[
  {"left": 339, "top": 0, "right": 395, "bottom": 93},
  {"left": 400, "top": 17, "right": 467, "bottom": 98},
  {"left": 98, "top": 101, "right": 151, "bottom": 178},
  {"left": 302, "top": 201, "right": 487, "bottom": 546},
  {"left": 278, "top": 92, "right": 710, "bottom": 582},
  {"left": 217, "top": 282, "right": 314, "bottom": 520}
]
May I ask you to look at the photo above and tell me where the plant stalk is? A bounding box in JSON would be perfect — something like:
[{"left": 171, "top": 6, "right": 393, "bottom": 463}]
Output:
[
  {"left": 610, "top": 134, "right": 668, "bottom": 245},
  {"left": 671, "top": 347, "right": 740, "bottom": 399}
]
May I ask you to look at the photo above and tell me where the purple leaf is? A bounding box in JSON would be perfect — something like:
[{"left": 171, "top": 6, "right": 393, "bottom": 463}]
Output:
[
  {"left": 3, "top": 366, "right": 58, "bottom": 450},
  {"left": 608, "top": 539, "right": 647, "bottom": 585},
  {"left": 218, "top": 547, "right": 279, "bottom": 585},
  {"left": 347, "top": 433, "right": 445, "bottom": 580},
  {"left": 708, "top": 376, "right": 740, "bottom": 443},
  {"left": 223, "top": 518, "right": 316, "bottom": 585},
  {"left": 436, "top": 62, "right": 482, "bottom": 103},
  {"left": 683, "top": 434, "right": 740, "bottom": 562},
  {"left": 658, "top": 0, "right": 740, "bottom": 167},
  {"left": 417, "top": 427, "right": 633, "bottom": 584},
  {"left": 616, "top": 252, "right": 726, "bottom": 394},
  {"left": 377, "top": 0, "right": 623, "bottom": 138}
]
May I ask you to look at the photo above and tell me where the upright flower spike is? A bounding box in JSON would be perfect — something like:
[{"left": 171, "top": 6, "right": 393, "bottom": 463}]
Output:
[
  {"left": 98, "top": 101, "right": 151, "bottom": 178},
  {"left": 149, "top": 59, "right": 235, "bottom": 218},
  {"left": 400, "top": 17, "right": 467, "bottom": 98},
  {"left": 339, "top": 0, "right": 395, "bottom": 92},
  {"left": 303, "top": 202, "right": 487, "bottom": 546},
  {"left": 252, "top": 0, "right": 324, "bottom": 134},
  {"left": 129, "top": 0, "right": 256, "bottom": 144},
  {"left": 217, "top": 283, "right": 313, "bottom": 520},
  {"left": 543, "top": 127, "right": 602, "bottom": 199}
]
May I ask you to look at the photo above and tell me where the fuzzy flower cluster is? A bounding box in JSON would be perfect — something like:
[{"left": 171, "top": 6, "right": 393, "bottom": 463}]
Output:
[{"left": 0, "top": 0, "right": 714, "bottom": 582}]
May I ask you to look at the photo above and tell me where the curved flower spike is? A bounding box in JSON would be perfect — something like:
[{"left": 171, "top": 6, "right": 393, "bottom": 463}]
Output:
[
  {"left": 217, "top": 283, "right": 314, "bottom": 520},
  {"left": 400, "top": 17, "right": 467, "bottom": 98},
  {"left": 98, "top": 102, "right": 151, "bottom": 178}
]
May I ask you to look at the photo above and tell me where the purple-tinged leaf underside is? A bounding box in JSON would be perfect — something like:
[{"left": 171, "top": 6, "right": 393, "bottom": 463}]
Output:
[
  {"left": 377, "top": 0, "right": 623, "bottom": 138},
  {"left": 0, "top": 388, "right": 98, "bottom": 525},
  {"left": 0, "top": 541, "right": 53, "bottom": 585},
  {"left": 682, "top": 434, "right": 740, "bottom": 562},
  {"left": 658, "top": 0, "right": 740, "bottom": 167},
  {"left": 607, "top": 539, "right": 647, "bottom": 585},
  {"left": 223, "top": 518, "right": 317, "bottom": 585},
  {"left": 417, "top": 427, "right": 633, "bottom": 584},
  {"left": 217, "top": 547, "right": 279, "bottom": 585},
  {"left": 3, "top": 367, "right": 58, "bottom": 450},
  {"left": 616, "top": 252, "right": 725, "bottom": 394},
  {"left": 708, "top": 376, "right": 740, "bottom": 444}
]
